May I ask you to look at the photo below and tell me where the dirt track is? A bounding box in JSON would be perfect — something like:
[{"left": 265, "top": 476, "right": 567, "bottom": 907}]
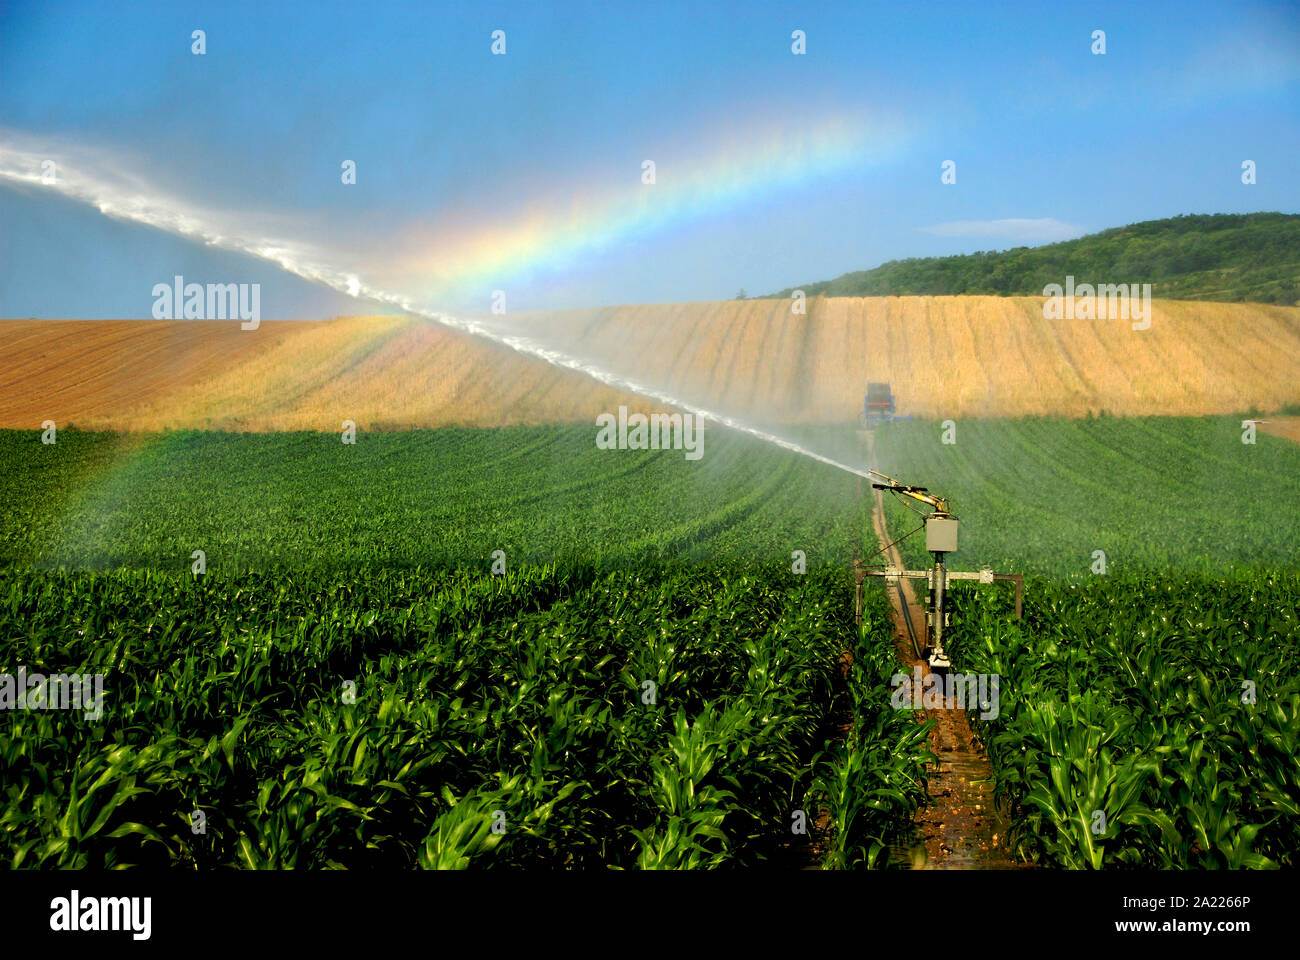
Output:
[{"left": 866, "top": 433, "right": 1028, "bottom": 870}]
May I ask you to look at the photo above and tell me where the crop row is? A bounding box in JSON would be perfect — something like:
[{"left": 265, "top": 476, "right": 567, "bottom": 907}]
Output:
[
  {"left": 0, "top": 428, "right": 862, "bottom": 573},
  {"left": 943, "top": 573, "right": 1300, "bottom": 868},
  {"left": 873, "top": 416, "right": 1300, "bottom": 575},
  {"left": 0, "top": 563, "right": 927, "bottom": 868}
]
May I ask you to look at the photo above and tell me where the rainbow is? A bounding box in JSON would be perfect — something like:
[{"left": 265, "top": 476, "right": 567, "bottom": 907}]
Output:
[{"left": 381, "top": 107, "right": 912, "bottom": 303}]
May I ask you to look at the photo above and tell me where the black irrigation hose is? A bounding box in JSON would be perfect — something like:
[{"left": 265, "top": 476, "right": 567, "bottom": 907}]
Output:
[
  {"left": 894, "top": 578, "right": 924, "bottom": 661},
  {"left": 864, "top": 430, "right": 926, "bottom": 662}
]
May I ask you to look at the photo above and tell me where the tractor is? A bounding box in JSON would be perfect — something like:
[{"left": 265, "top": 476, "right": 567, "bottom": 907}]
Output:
[{"left": 863, "top": 382, "right": 895, "bottom": 423}]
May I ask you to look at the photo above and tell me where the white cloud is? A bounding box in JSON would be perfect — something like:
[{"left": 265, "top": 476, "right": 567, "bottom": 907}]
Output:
[{"left": 918, "top": 218, "right": 1084, "bottom": 245}]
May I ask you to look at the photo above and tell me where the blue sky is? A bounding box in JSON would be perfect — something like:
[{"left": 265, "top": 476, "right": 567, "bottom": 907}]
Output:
[{"left": 1, "top": 0, "right": 1297, "bottom": 318}]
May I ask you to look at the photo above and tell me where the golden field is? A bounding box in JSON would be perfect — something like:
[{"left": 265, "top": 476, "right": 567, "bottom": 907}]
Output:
[{"left": 2, "top": 295, "right": 1297, "bottom": 430}]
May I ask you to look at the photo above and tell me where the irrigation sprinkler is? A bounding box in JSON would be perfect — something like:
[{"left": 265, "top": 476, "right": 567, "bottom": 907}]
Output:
[{"left": 856, "top": 468, "right": 1022, "bottom": 670}]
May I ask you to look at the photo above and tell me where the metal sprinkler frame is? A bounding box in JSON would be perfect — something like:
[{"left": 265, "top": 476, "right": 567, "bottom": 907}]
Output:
[{"left": 854, "top": 468, "right": 1023, "bottom": 670}]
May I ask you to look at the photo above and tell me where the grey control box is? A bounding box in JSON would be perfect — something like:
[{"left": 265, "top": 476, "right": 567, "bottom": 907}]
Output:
[{"left": 925, "top": 516, "right": 958, "bottom": 553}]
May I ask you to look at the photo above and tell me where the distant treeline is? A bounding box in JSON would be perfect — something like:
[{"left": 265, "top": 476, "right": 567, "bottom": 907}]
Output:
[{"left": 766, "top": 213, "right": 1300, "bottom": 305}]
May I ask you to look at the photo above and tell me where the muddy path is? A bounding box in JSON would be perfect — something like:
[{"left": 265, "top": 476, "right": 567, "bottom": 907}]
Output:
[{"left": 865, "top": 432, "right": 1028, "bottom": 870}]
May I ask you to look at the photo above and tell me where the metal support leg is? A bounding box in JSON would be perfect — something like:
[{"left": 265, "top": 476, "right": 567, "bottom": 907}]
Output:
[{"left": 930, "top": 552, "right": 951, "bottom": 670}]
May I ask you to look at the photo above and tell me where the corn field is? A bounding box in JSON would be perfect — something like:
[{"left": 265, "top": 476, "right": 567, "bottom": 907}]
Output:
[
  {"left": 2, "top": 416, "right": 1297, "bottom": 869},
  {"left": 945, "top": 575, "right": 1300, "bottom": 868},
  {"left": 0, "top": 565, "right": 932, "bottom": 868}
]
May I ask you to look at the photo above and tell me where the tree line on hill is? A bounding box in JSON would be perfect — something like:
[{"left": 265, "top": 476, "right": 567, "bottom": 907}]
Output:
[{"left": 766, "top": 213, "right": 1299, "bottom": 305}]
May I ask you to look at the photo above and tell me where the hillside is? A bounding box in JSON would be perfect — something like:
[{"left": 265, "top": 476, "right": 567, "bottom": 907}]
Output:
[
  {"left": 0, "top": 319, "right": 302, "bottom": 428},
  {"left": 769, "top": 213, "right": 1300, "bottom": 305},
  {"left": 0, "top": 316, "right": 647, "bottom": 432},
  {"left": 2, "top": 295, "right": 1298, "bottom": 429}
]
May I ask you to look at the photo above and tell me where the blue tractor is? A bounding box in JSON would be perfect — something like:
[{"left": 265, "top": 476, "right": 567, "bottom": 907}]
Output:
[{"left": 863, "top": 381, "right": 895, "bottom": 422}]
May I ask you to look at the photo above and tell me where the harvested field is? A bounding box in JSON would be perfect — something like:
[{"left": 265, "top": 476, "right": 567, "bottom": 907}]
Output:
[
  {"left": 2, "top": 296, "right": 1297, "bottom": 430},
  {"left": 531, "top": 296, "right": 1300, "bottom": 421},
  {"left": 0, "top": 319, "right": 310, "bottom": 429},
  {"left": 0, "top": 315, "right": 645, "bottom": 431}
]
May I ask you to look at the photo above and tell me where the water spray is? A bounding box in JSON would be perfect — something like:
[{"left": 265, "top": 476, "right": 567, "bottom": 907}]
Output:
[
  {"left": 3, "top": 132, "right": 1020, "bottom": 664},
  {"left": 0, "top": 134, "right": 876, "bottom": 483}
]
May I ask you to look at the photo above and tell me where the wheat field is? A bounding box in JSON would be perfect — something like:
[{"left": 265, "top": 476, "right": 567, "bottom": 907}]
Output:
[{"left": 2, "top": 295, "right": 1297, "bottom": 431}]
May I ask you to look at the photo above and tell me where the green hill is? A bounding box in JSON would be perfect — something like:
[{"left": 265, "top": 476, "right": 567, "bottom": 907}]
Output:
[{"left": 768, "top": 213, "right": 1300, "bottom": 304}]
